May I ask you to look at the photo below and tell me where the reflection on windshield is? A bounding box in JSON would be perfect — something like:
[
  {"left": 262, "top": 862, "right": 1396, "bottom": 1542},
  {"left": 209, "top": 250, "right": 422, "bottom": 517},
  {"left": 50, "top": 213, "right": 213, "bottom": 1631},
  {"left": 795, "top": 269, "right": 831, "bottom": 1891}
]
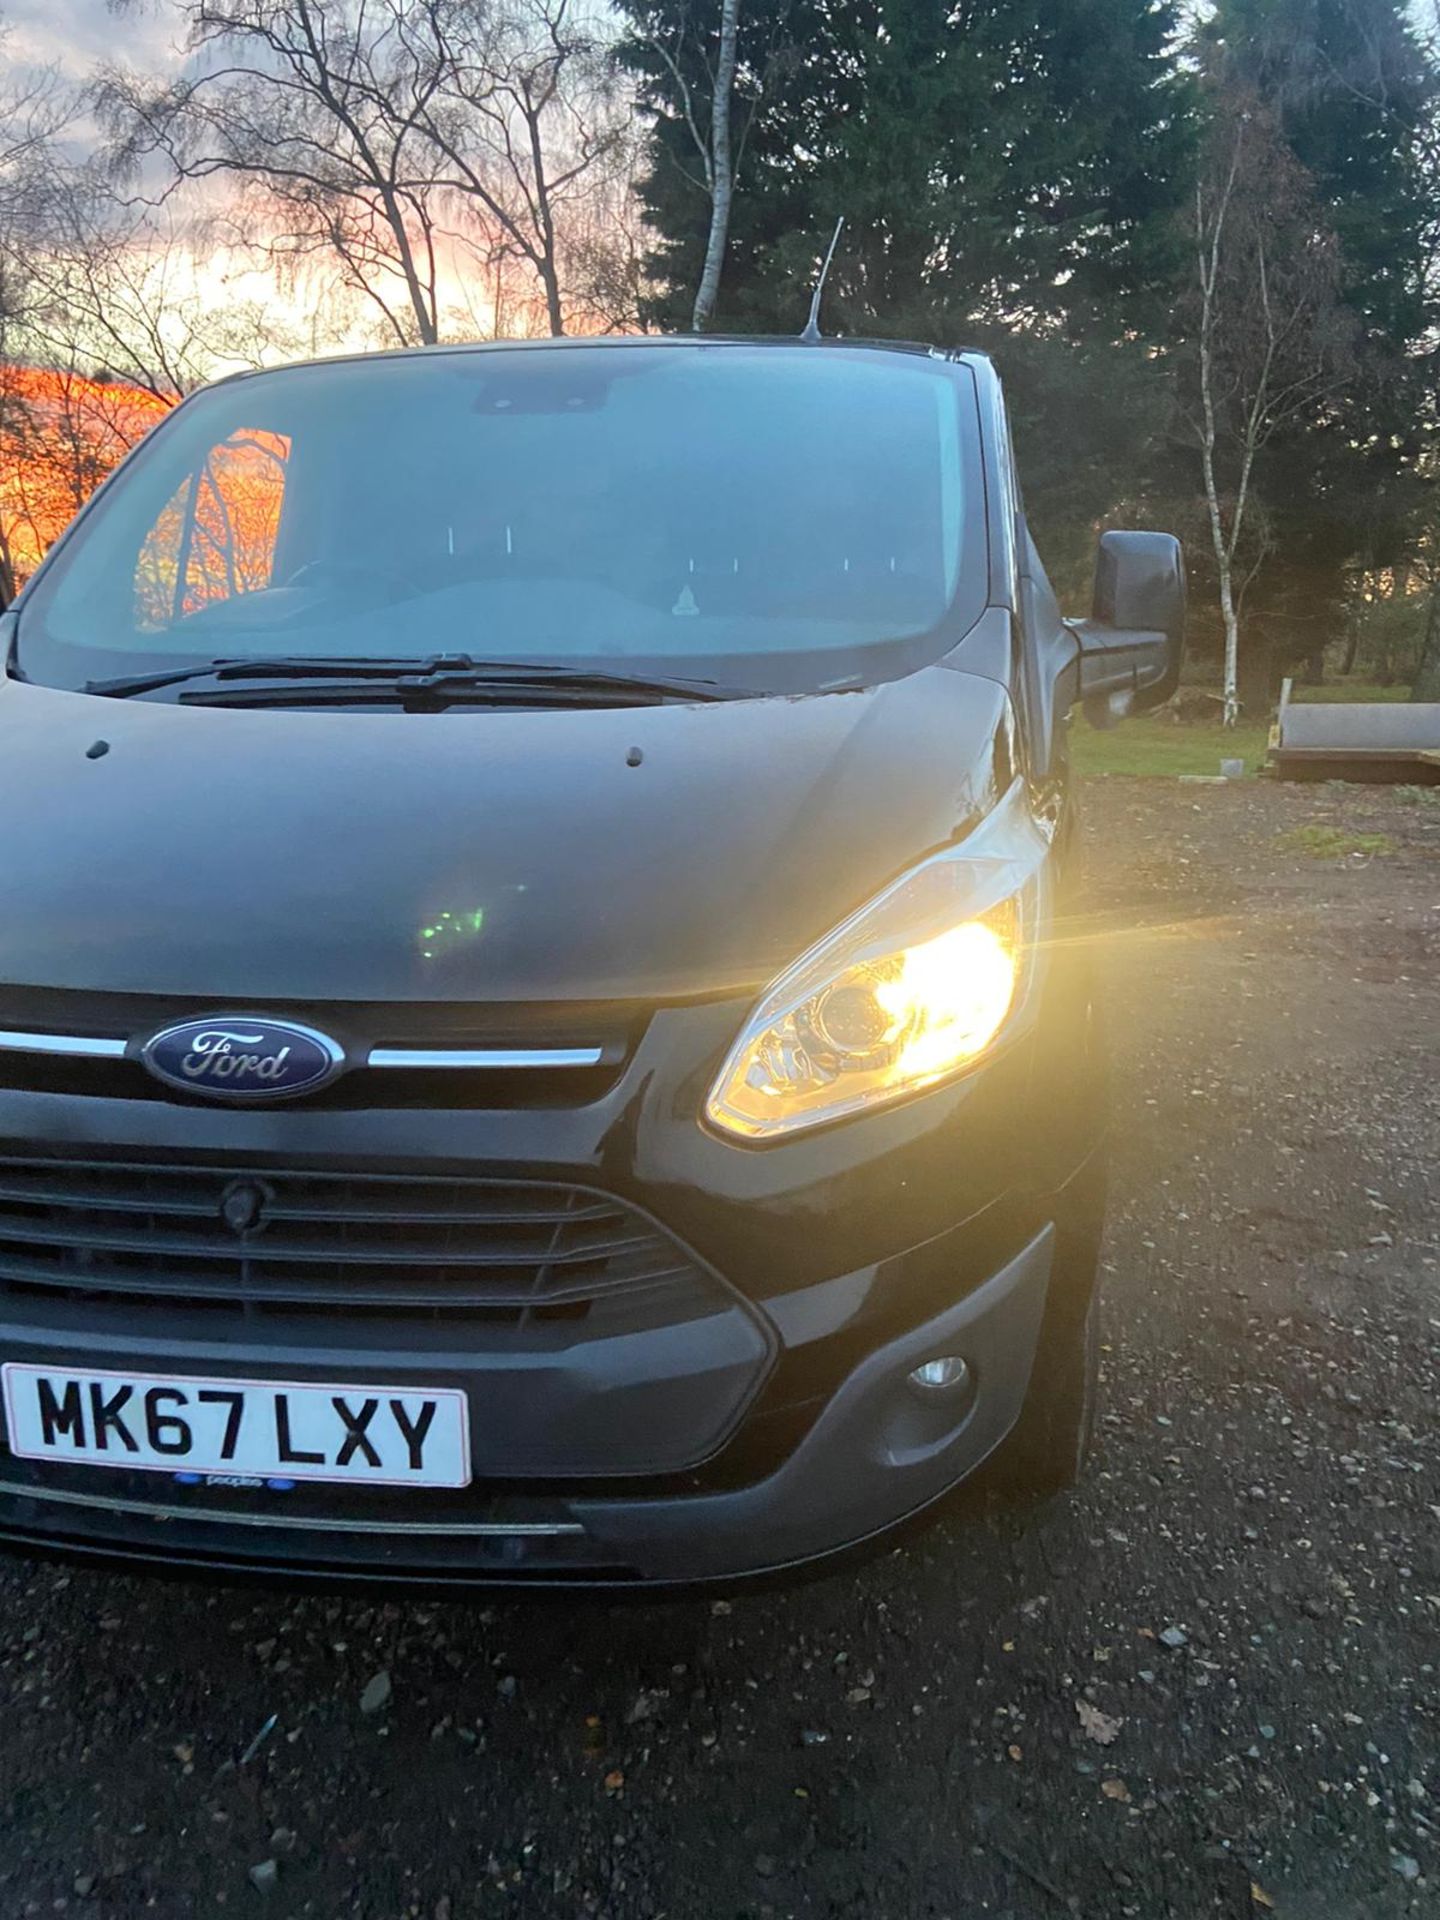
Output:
[
  {"left": 135, "top": 429, "right": 290, "bottom": 629},
  {"left": 418, "top": 908, "right": 485, "bottom": 963},
  {"left": 20, "top": 346, "right": 987, "bottom": 696}
]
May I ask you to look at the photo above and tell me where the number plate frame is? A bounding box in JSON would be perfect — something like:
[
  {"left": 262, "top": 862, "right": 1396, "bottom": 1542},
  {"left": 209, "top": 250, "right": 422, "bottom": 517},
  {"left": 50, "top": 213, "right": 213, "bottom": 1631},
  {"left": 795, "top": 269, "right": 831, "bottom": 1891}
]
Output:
[{"left": 0, "top": 1364, "right": 472, "bottom": 1489}]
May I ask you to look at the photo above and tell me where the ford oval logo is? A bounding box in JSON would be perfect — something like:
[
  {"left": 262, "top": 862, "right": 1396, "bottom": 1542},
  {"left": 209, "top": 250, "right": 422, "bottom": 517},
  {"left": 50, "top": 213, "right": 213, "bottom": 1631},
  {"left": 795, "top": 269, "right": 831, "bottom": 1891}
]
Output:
[{"left": 139, "top": 1017, "right": 345, "bottom": 1102}]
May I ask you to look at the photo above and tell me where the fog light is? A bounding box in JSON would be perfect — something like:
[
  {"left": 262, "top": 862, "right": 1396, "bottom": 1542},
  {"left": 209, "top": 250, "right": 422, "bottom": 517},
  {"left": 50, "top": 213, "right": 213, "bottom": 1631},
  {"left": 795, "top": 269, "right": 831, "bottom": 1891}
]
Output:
[{"left": 907, "top": 1355, "right": 970, "bottom": 1396}]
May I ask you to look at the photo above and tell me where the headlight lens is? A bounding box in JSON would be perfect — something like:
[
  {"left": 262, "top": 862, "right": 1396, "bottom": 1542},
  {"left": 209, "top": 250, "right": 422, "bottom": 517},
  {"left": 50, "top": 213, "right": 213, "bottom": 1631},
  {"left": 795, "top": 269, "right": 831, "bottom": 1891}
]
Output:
[{"left": 705, "top": 780, "right": 1047, "bottom": 1142}]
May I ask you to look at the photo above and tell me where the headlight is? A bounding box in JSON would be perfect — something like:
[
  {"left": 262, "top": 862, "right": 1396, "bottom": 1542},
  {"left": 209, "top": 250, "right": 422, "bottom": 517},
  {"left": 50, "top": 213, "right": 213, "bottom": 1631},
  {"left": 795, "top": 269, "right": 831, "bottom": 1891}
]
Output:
[{"left": 705, "top": 780, "right": 1048, "bottom": 1142}]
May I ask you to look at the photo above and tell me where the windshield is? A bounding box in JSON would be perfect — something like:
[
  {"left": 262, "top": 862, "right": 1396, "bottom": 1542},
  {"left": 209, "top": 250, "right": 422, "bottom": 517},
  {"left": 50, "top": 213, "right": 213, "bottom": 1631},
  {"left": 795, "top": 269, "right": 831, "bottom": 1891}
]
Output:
[{"left": 13, "top": 344, "right": 988, "bottom": 698}]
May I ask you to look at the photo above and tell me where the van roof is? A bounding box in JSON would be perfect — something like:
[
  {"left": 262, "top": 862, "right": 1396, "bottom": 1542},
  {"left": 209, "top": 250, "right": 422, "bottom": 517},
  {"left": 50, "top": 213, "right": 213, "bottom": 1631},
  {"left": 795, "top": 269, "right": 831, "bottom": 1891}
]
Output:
[{"left": 211, "top": 333, "right": 993, "bottom": 389}]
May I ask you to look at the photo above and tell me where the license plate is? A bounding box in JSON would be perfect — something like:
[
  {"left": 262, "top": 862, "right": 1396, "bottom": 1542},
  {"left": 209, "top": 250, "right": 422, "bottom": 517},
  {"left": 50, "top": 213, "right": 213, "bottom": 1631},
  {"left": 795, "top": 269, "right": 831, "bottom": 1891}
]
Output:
[{"left": 1, "top": 1364, "right": 471, "bottom": 1489}]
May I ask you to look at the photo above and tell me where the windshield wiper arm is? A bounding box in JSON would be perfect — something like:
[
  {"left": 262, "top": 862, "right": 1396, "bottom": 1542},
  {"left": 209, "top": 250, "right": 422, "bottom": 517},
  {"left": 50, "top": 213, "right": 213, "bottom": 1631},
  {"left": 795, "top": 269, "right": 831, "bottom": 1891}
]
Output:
[
  {"left": 84, "top": 654, "right": 743, "bottom": 704},
  {"left": 83, "top": 653, "right": 489, "bottom": 698}
]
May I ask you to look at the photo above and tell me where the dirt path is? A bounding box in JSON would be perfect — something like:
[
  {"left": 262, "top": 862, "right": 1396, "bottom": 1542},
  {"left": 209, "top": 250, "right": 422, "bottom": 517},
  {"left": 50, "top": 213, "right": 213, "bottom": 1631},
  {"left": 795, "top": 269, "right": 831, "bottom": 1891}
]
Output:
[{"left": 1, "top": 778, "right": 1436, "bottom": 1919}]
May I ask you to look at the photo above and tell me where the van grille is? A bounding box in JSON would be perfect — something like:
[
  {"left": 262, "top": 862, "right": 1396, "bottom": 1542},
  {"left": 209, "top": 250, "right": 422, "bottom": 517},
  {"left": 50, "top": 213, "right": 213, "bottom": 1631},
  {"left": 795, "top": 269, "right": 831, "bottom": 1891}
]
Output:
[{"left": 0, "top": 1156, "right": 707, "bottom": 1322}]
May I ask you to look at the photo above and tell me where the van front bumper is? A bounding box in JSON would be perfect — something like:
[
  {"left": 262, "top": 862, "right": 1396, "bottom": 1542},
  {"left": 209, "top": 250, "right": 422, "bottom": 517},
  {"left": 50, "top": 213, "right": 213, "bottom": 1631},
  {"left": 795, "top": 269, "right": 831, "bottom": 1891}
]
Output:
[{"left": 0, "top": 1225, "right": 1052, "bottom": 1588}]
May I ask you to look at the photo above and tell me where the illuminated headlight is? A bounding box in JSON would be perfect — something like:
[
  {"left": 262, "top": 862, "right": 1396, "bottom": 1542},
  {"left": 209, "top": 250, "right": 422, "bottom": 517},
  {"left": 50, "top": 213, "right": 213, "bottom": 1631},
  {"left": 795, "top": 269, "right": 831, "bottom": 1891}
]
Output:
[{"left": 705, "top": 780, "right": 1048, "bottom": 1142}]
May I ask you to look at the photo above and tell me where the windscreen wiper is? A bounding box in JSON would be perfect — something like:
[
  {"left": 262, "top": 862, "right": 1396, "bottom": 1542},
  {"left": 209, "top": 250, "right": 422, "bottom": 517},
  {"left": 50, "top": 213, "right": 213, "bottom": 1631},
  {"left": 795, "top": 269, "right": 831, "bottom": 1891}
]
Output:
[
  {"left": 83, "top": 654, "right": 743, "bottom": 705},
  {"left": 82, "top": 653, "right": 543, "bottom": 697}
]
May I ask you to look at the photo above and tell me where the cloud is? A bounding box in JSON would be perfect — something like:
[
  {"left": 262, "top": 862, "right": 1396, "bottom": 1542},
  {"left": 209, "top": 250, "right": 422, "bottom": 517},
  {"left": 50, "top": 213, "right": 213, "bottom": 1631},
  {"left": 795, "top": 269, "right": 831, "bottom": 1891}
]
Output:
[{"left": 5, "top": 0, "right": 183, "bottom": 84}]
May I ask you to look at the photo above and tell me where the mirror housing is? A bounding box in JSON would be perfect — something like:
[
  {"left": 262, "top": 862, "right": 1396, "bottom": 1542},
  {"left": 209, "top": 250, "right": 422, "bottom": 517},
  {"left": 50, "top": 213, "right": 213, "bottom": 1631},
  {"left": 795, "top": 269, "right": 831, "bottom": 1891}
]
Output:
[{"left": 1072, "top": 530, "right": 1185, "bottom": 726}]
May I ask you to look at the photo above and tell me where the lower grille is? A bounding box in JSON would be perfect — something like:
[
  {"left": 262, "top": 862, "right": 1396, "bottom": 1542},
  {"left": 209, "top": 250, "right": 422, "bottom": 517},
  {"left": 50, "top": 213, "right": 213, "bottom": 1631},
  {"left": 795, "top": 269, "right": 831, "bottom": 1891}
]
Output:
[
  {"left": 0, "top": 1464, "right": 642, "bottom": 1580},
  {"left": 0, "top": 1156, "right": 708, "bottom": 1324}
]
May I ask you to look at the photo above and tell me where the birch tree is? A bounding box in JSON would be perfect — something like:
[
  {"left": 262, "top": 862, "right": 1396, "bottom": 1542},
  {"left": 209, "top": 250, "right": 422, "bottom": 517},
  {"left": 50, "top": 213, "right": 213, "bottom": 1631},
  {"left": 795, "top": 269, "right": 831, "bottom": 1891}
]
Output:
[
  {"left": 1185, "top": 91, "right": 1353, "bottom": 724},
  {"left": 623, "top": 0, "right": 748, "bottom": 331},
  {"left": 690, "top": 0, "right": 739, "bottom": 330}
]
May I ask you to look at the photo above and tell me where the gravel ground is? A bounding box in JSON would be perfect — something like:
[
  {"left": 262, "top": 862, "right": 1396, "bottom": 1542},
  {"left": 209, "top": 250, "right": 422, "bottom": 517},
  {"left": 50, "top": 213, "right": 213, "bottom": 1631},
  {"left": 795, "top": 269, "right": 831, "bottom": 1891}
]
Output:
[{"left": 1, "top": 775, "right": 1436, "bottom": 1920}]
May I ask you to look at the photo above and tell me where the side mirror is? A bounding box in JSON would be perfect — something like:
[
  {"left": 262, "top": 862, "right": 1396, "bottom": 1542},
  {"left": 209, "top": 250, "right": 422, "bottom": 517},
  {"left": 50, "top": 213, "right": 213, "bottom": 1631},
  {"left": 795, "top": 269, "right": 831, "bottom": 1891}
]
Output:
[{"left": 1071, "top": 530, "right": 1185, "bottom": 726}]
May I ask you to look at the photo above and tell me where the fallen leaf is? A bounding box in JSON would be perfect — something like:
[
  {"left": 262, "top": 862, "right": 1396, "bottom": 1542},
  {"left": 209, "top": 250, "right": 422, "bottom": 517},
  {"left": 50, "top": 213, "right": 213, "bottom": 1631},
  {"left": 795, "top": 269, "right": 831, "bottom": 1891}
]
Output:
[
  {"left": 1101, "top": 1778, "right": 1131, "bottom": 1802},
  {"left": 1076, "top": 1700, "right": 1123, "bottom": 1745},
  {"left": 603, "top": 1770, "right": 624, "bottom": 1793},
  {"left": 1007, "top": 1744, "right": 1023, "bottom": 1762},
  {"left": 1251, "top": 1885, "right": 1275, "bottom": 1909}
]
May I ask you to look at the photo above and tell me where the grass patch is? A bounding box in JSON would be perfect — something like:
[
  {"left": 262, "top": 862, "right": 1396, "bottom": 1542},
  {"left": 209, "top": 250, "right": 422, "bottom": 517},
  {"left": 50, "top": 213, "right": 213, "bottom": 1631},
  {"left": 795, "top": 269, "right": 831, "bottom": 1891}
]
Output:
[
  {"left": 1287, "top": 681, "right": 1414, "bottom": 704},
  {"left": 1276, "top": 824, "right": 1397, "bottom": 859},
  {"left": 1071, "top": 681, "right": 1413, "bottom": 780},
  {"left": 1071, "top": 714, "right": 1271, "bottom": 779}
]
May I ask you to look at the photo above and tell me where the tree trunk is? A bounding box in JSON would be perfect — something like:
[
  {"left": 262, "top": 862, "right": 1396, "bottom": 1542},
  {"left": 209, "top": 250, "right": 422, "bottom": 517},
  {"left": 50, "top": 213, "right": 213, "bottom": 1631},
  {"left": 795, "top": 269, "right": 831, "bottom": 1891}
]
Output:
[
  {"left": 691, "top": 0, "right": 740, "bottom": 333},
  {"left": 524, "top": 96, "right": 565, "bottom": 338},
  {"left": 541, "top": 261, "right": 564, "bottom": 338},
  {"left": 1219, "top": 568, "right": 1241, "bottom": 727},
  {"left": 1198, "top": 364, "right": 1243, "bottom": 727},
  {"left": 1194, "top": 163, "right": 1245, "bottom": 731},
  {"left": 377, "top": 183, "right": 438, "bottom": 345},
  {"left": 1414, "top": 576, "right": 1440, "bottom": 701}
]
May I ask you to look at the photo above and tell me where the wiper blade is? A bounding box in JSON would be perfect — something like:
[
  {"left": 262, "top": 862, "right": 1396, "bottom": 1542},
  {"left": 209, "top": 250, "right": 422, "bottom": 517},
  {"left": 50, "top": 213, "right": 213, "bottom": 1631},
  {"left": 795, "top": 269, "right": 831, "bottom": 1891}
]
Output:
[
  {"left": 182, "top": 670, "right": 745, "bottom": 711},
  {"left": 85, "top": 653, "right": 744, "bottom": 704},
  {"left": 380, "top": 664, "right": 741, "bottom": 704},
  {"left": 83, "top": 653, "right": 487, "bottom": 698}
]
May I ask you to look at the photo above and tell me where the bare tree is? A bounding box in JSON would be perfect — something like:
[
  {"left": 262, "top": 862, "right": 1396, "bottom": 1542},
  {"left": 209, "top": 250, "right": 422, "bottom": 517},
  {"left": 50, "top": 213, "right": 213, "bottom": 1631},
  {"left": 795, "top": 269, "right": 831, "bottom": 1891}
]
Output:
[
  {"left": 102, "top": 0, "right": 629, "bottom": 344},
  {"left": 413, "top": 0, "right": 627, "bottom": 338},
  {"left": 0, "top": 357, "right": 38, "bottom": 602},
  {"left": 562, "top": 126, "right": 649, "bottom": 332},
  {"left": 1184, "top": 92, "right": 1353, "bottom": 725},
  {"left": 103, "top": 0, "right": 456, "bottom": 346},
  {"left": 0, "top": 15, "right": 72, "bottom": 284},
  {"left": 0, "top": 13, "right": 77, "bottom": 600},
  {"left": 10, "top": 161, "right": 291, "bottom": 399},
  {"left": 0, "top": 360, "right": 171, "bottom": 595}
]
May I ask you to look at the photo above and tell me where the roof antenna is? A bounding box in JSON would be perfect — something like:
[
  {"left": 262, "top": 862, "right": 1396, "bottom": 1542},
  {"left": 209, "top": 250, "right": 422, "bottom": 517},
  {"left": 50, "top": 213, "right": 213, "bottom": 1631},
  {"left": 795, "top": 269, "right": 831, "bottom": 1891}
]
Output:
[{"left": 800, "top": 216, "right": 845, "bottom": 343}]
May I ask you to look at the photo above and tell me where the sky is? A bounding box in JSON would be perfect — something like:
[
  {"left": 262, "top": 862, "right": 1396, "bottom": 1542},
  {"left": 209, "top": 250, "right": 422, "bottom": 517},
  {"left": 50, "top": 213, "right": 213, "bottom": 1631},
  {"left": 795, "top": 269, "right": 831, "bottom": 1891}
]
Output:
[
  {"left": 2, "top": 0, "right": 406, "bottom": 367},
  {"left": 5, "top": 0, "right": 551, "bottom": 359},
  {"left": 12, "top": 0, "right": 1436, "bottom": 94},
  {"left": 5, "top": 0, "right": 184, "bottom": 83}
]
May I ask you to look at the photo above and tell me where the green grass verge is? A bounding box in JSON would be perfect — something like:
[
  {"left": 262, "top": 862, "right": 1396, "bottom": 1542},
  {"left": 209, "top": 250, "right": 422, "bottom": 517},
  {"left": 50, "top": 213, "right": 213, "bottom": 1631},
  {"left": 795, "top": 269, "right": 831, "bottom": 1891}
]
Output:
[
  {"left": 1070, "top": 714, "right": 1271, "bottom": 779},
  {"left": 1071, "top": 681, "right": 1415, "bottom": 780}
]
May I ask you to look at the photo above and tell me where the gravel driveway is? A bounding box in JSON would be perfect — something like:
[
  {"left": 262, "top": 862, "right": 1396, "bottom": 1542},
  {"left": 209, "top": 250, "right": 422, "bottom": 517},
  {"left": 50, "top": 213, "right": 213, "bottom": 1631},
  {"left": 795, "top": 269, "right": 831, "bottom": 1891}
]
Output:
[{"left": 1, "top": 776, "right": 1436, "bottom": 1919}]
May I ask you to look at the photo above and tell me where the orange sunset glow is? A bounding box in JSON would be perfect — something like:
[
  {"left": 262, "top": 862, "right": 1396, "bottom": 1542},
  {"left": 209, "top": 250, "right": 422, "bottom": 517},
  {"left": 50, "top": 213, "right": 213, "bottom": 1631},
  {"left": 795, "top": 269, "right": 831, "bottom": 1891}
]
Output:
[{"left": 0, "top": 365, "right": 170, "bottom": 594}]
